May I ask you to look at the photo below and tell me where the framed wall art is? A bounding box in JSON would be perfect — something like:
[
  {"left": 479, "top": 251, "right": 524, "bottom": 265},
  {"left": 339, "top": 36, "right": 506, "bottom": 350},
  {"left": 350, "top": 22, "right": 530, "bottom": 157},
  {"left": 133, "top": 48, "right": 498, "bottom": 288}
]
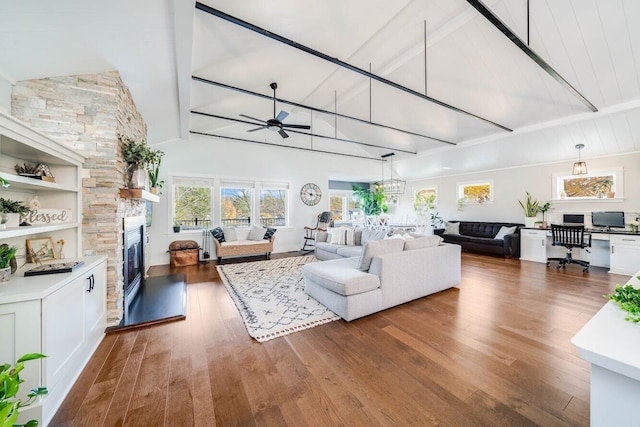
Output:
[{"left": 26, "top": 237, "right": 56, "bottom": 263}]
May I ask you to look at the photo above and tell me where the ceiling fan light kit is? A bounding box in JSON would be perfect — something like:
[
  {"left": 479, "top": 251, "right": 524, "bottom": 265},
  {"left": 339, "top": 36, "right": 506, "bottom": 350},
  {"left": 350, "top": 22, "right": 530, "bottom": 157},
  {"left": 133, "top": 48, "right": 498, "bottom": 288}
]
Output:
[{"left": 239, "top": 82, "right": 310, "bottom": 139}]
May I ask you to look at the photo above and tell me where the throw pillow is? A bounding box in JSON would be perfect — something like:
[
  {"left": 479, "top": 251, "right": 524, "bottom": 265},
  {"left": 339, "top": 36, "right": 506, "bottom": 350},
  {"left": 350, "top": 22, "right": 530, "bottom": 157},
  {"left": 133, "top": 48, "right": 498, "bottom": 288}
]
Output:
[
  {"left": 404, "top": 235, "right": 443, "bottom": 250},
  {"left": 361, "top": 229, "right": 388, "bottom": 245},
  {"left": 494, "top": 225, "right": 516, "bottom": 240},
  {"left": 328, "top": 227, "right": 348, "bottom": 245},
  {"left": 248, "top": 225, "right": 267, "bottom": 241},
  {"left": 211, "top": 227, "right": 225, "bottom": 243},
  {"left": 444, "top": 222, "right": 460, "bottom": 235},
  {"left": 222, "top": 227, "right": 237, "bottom": 242},
  {"left": 357, "top": 238, "right": 405, "bottom": 271},
  {"left": 264, "top": 227, "right": 277, "bottom": 240}
]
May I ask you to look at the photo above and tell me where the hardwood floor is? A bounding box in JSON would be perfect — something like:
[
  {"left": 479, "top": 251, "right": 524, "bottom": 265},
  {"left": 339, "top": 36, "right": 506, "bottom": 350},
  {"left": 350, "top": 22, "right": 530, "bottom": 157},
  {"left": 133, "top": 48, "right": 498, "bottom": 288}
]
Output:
[{"left": 49, "top": 252, "right": 629, "bottom": 426}]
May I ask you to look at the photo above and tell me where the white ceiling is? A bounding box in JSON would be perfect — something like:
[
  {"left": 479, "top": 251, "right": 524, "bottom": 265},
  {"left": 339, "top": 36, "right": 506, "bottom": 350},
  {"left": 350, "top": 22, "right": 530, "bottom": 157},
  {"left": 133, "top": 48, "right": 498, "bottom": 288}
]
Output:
[{"left": 1, "top": 0, "right": 639, "bottom": 182}]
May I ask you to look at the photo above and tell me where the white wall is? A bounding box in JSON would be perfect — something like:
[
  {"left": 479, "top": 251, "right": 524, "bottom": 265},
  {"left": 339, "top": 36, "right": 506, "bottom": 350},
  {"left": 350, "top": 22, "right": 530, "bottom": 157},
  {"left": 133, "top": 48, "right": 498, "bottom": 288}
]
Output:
[
  {"left": 0, "top": 76, "right": 12, "bottom": 115},
  {"left": 394, "top": 152, "right": 640, "bottom": 226},
  {"left": 146, "top": 134, "right": 381, "bottom": 266}
]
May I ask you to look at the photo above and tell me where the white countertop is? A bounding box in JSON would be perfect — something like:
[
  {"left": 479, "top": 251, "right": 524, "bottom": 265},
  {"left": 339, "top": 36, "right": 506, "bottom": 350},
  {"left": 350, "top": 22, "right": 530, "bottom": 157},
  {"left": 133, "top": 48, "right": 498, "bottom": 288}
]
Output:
[
  {"left": 0, "top": 255, "right": 107, "bottom": 304},
  {"left": 571, "top": 272, "right": 640, "bottom": 381}
]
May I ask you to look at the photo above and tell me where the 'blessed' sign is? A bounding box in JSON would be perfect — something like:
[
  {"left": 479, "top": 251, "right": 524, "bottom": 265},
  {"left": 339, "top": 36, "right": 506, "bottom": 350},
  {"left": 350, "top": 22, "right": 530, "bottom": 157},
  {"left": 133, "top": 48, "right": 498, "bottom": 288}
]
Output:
[{"left": 20, "top": 209, "right": 72, "bottom": 225}]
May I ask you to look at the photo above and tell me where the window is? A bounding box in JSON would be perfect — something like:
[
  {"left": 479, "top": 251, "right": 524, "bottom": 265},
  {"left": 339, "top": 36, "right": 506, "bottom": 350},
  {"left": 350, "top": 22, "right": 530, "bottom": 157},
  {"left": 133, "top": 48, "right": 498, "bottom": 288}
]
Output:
[
  {"left": 171, "top": 176, "right": 290, "bottom": 230},
  {"left": 553, "top": 168, "right": 623, "bottom": 200},
  {"left": 328, "top": 190, "right": 361, "bottom": 221},
  {"left": 221, "top": 181, "right": 253, "bottom": 227},
  {"left": 457, "top": 180, "right": 493, "bottom": 204},
  {"left": 260, "top": 183, "right": 288, "bottom": 227},
  {"left": 172, "top": 177, "right": 213, "bottom": 230}
]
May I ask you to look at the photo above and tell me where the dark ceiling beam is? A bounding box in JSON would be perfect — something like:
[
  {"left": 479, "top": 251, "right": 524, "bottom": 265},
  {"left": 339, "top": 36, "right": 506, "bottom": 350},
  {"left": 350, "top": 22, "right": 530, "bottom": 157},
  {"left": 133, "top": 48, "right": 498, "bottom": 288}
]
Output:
[
  {"left": 192, "top": 76, "right": 455, "bottom": 146},
  {"left": 194, "top": 2, "right": 512, "bottom": 132},
  {"left": 189, "top": 131, "right": 385, "bottom": 161},
  {"left": 191, "top": 110, "right": 418, "bottom": 154},
  {"left": 466, "top": 0, "right": 597, "bottom": 112}
]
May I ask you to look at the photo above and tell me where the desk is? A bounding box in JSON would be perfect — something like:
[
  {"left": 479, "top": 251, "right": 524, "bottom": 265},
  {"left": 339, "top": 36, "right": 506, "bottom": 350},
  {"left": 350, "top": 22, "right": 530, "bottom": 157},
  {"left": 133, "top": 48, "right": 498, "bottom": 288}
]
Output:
[{"left": 520, "top": 228, "right": 640, "bottom": 275}]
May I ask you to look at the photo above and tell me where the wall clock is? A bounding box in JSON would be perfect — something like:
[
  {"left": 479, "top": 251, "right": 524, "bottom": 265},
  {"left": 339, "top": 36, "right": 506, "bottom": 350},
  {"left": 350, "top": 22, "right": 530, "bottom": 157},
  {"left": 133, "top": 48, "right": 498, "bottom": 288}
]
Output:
[{"left": 300, "top": 183, "right": 322, "bottom": 206}]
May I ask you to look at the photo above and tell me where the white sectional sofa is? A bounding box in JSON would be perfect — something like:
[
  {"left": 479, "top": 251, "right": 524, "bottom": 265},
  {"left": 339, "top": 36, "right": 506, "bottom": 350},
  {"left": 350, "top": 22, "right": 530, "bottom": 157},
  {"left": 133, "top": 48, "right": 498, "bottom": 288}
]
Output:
[
  {"left": 314, "top": 228, "right": 387, "bottom": 261},
  {"left": 302, "top": 235, "right": 461, "bottom": 321}
]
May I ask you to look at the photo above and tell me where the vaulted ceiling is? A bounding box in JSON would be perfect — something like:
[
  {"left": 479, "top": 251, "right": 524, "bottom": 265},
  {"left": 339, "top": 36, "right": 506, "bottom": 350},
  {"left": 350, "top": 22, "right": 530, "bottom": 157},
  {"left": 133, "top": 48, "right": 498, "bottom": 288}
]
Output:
[{"left": 1, "top": 0, "right": 639, "bottom": 181}]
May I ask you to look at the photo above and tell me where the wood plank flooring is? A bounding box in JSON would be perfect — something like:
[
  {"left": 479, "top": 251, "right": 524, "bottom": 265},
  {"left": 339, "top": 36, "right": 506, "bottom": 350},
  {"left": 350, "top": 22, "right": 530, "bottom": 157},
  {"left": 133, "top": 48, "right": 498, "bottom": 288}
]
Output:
[{"left": 49, "top": 252, "right": 630, "bottom": 426}]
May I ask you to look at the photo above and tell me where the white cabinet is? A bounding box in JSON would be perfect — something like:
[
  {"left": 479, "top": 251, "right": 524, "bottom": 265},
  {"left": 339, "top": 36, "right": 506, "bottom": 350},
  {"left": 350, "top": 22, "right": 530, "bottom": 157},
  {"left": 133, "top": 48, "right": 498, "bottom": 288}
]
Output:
[
  {"left": 520, "top": 229, "right": 548, "bottom": 262},
  {"left": 610, "top": 234, "right": 640, "bottom": 275},
  {"left": 0, "top": 112, "right": 84, "bottom": 259},
  {"left": 0, "top": 256, "right": 107, "bottom": 426}
]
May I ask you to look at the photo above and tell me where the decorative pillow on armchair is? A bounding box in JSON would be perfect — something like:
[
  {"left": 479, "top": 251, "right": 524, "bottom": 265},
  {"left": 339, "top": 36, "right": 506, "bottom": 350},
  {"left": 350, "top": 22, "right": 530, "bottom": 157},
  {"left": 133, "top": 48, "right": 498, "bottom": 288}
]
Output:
[
  {"left": 211, "top": 227, "right": 225, "bottom": 243},
  {"left": 248, "top": 225, "right": 267, "bottom": 241},
  {"left": 264, "top": 227, "right": 277, "bottom": 240},
  {"left": 222, "top": 227, "right": 237, "bottom": 242}
]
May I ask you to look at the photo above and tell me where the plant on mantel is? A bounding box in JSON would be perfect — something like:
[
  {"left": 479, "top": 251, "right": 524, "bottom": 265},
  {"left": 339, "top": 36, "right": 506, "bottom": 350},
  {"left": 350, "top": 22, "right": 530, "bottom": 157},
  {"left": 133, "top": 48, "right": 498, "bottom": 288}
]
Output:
[{"left": 146, "top": 148, "right": 165, "bottom": 195}]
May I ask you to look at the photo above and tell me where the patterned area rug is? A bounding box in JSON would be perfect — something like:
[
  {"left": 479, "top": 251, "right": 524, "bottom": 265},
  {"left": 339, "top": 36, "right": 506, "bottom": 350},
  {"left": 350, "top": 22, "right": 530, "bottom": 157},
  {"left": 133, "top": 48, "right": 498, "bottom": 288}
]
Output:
[{"left": 217, "top": 255, "right": 340, "bottom": 342}]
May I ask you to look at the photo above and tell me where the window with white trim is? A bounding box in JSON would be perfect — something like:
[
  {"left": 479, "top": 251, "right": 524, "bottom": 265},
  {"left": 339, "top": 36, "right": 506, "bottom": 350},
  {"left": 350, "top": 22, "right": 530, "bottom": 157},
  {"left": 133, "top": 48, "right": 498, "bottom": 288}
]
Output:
[{"left": 172, "top": 177, "right": 213, "bottom": 230}]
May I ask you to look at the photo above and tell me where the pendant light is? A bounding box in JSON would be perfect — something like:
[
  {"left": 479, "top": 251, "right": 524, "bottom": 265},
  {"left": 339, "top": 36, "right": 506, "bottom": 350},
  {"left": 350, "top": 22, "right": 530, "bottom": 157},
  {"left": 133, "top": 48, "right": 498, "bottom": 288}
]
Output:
[{"left": 572, "top": 144, "right": 588, "bottom": 175}]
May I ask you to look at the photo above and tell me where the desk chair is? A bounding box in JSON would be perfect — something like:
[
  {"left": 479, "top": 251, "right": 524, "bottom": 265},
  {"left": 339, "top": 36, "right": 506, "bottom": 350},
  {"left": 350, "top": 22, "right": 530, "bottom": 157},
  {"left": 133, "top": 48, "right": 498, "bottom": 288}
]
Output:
[
  {"left": 547, "top": 224, "right": 592, "bottom": 272},
  {"left": 302, "top": 211, "right": 333, "bottom": 252}
]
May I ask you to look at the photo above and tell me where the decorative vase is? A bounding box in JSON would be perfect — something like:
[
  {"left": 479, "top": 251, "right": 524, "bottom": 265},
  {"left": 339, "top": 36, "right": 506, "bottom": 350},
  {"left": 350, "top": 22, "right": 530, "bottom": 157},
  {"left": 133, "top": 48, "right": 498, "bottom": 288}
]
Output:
[
  {"left": 524, "top": 217, "right": 537, "bottom": 228},
  {"left": 127, "top": 163, "right": 147, "bottom": 189},
  {"left": 0, "top": 267, "right": 10, "bottom": 283}
]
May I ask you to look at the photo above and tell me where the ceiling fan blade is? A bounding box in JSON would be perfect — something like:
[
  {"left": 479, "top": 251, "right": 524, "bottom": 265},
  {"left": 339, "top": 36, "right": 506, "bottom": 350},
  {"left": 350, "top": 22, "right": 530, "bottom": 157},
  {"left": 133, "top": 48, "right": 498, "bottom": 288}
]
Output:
[
  {"left": 283, "top": 124, "right": 311, "bottom": 129},
  {"left": 278, "top": 129, "right": 289, "bottom": 138},
  {"left": 239, "top": 114, "right": 267, "bottom": 124},
  {"left": 247, "top": 126, "right": 267, "bottom": 132},
  {"left": 275, "top": 110, "right": 289, "bottom": 122}
]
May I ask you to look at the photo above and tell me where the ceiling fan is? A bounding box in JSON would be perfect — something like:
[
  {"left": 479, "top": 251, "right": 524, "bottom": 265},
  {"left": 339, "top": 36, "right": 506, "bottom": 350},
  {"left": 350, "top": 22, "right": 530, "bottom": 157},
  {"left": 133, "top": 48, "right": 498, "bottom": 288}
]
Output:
[{"left": 239, "top": 82, "right": 310, "bottom": 138}]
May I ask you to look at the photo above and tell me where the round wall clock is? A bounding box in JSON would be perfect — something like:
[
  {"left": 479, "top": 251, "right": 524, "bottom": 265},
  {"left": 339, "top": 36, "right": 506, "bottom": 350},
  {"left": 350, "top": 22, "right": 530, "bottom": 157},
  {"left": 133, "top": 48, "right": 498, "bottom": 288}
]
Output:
[{"left": 300, "top": 183, "right": 322, "bottom": 206}]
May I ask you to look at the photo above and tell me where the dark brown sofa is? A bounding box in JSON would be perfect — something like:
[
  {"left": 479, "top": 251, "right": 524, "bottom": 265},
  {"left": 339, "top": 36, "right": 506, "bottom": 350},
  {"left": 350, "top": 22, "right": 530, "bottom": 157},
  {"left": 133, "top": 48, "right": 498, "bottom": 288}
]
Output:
[{"left": 435, "top": 221, "right": 523, "bottom": 258}]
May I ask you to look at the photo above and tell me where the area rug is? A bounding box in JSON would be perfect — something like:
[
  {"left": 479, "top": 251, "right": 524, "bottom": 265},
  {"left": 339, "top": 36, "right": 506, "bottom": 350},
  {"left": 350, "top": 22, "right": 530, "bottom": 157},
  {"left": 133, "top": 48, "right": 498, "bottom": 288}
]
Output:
[{"left": 217, "top": 255, "right": 340, "bottom": 342}]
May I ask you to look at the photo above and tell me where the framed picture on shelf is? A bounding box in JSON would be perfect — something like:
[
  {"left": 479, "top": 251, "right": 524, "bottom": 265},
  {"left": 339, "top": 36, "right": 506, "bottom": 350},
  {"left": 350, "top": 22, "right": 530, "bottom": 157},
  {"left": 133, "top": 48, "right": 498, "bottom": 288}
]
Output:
[{"left": 26, "top": 237, "right": 56, "bottom": 263}]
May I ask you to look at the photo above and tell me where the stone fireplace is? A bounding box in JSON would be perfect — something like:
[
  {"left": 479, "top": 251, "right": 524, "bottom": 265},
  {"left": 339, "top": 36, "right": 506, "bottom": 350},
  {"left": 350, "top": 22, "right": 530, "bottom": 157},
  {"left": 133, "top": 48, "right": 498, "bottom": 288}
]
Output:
[{"left": 11, "top": 70, "right": 148, "bottom": 325}]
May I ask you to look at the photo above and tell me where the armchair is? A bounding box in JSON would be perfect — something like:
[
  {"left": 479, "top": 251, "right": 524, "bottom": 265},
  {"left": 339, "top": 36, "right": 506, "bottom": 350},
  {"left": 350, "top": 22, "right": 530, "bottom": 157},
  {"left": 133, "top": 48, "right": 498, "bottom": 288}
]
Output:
[{"left": 302, "top": 211, "right": 333, "bottom": 252}]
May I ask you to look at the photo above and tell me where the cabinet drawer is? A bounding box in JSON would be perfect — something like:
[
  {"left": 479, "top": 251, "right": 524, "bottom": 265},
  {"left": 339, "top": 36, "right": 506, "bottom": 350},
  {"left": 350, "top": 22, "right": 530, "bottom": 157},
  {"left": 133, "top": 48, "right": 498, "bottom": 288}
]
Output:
[
  {"left": 521, "top": 229, "right": 547, "bottom": 238},
  {"left": 610, "top": 235, "right": 640, "bottom": 246}
]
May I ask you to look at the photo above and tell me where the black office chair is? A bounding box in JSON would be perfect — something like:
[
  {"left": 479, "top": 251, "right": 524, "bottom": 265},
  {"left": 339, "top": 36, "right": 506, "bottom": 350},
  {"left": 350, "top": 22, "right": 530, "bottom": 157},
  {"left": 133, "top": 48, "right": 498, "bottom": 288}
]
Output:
[
  {"left": 546, "top": 224, "right": 592, "bottom": 272},
  {"left": 301, "top": 211, "right": 333, "bottom": 252}
]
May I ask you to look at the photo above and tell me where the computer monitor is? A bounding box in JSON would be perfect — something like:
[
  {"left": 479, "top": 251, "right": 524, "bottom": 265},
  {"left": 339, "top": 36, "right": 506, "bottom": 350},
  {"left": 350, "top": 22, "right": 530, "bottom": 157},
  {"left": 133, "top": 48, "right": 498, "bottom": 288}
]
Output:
[
  {"left": 563, "top": 214, "right": 584, "bottom": 224},
  {"left": 591, "top": 211, "right": 625, "bottom": 230}
]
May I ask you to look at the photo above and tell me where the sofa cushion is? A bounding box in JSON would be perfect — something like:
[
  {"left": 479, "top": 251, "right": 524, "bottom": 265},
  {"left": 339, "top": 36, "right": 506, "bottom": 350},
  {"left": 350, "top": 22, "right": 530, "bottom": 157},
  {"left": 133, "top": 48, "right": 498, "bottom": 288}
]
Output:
[
  {"left": 404, "top": 235, "right": 443, "bottom": 250},
  {"left": 264, "top": 227, "right": 277, "bottom": 240},
  {"left": 469, "top": 236, "right": 504, "bottom": 247},
  {"left": 494, "top": 225, "right": 516, "bottom": 240},
  {"left": 316, "top": 241, "right": 340, "bottom": 254},
  {"left": 248, "top": 225, "right": 267, "bottom": 241},
  {"left": 302, "top": 258, "right": 380, "bottom": 296},
  {"left": 361, "top": 229, "right": 388, "bottom": 245},
  {"left": 211, "top": 227, "right": 225, "bottom": 243},
  {"left": 444, "top": 222, "right": 460, "bottom": 235},
  {"left": 357, "top": 238, "right": 405, "bottom": 271},
  {"left": 222, "top": 227, "right": 237, "bottom": 242},
  {"left": 336, "top": 245, "right": 364, "bottom": 258}
]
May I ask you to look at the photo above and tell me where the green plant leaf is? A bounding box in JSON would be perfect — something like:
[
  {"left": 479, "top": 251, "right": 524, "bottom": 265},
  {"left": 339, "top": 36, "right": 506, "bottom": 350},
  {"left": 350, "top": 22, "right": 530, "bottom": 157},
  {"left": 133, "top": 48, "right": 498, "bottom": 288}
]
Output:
[{"left": 16, "top": 354, "right": 45, "bottom": 364}]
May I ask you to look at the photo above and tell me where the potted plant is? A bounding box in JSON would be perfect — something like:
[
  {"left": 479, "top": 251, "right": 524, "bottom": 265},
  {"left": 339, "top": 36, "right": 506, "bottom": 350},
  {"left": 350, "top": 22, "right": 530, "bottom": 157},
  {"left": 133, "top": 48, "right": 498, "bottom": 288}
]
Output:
[
  {"left": 602, "top": 179, "right": 615, "bottom": 198},
  {"left": 518, "top": 192, "right": 540, "bottom": 228},
  {"left": 173, "top": 220, "right": 181, "bottom": 233},
  {"left": 119, "top": 135, "right": 151, "bottom": 189},
  {"left": 146, "top": 148, "right": 165, "bottom": 195},
  {"left": 0, "top": 197, "right": 31, "bottom": 228},
  {"left": 539, "top": 201, "right": 552, "bottom": 227},
  {"left": 0, "top": 245, "right": 17, "bottom": 282},
  {"left": 1, "top": 353, "right": 48, "bottom": 426},
  {"left": 352, "top": 185, "right": 388, "bottom": 216},
  {"left": 0, "top": 176, "right": 9, "bottom": 188}
]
